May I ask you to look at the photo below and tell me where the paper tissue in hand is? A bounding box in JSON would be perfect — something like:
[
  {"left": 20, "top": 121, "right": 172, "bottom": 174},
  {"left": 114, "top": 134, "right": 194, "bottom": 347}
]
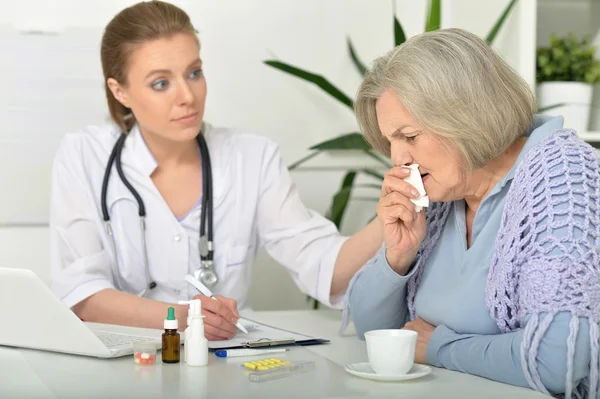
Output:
[{"left": 403, "top": 164, "right": 429, "bottom": 212}]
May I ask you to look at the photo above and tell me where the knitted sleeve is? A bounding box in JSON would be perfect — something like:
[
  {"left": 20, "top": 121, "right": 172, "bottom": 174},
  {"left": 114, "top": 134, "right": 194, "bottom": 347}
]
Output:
[{"left": 486, "top": 130, "right": 600, "bottom": 398}]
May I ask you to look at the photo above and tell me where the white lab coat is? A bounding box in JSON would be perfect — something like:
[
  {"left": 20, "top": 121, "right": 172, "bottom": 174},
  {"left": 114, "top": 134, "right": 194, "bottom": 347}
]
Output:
[{"left": 49, "top": 123, "right": 348, "bottom": 310}]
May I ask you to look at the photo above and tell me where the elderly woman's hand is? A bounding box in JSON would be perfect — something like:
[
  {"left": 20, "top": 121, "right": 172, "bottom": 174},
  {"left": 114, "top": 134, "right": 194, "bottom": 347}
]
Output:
[
  {"left": 402, "top": 317, "right": 435, "bottom": 364},
  {"left": 377, "top": 166, "right": 427, "bottom": 275}
]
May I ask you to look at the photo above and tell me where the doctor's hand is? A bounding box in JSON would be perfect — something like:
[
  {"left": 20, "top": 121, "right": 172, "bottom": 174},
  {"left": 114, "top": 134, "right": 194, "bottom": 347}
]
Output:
[
  {"left": 191, "top": 294, "right": 240, "bottom": 340},
  {"left": 377, "top": 167, "right": 427, "bottom": 276}
]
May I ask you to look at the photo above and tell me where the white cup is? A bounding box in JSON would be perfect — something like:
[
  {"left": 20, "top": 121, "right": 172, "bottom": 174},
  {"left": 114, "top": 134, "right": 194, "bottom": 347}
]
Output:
[{"left": 365, "top": 329, "right": 417, "bottom": 375}]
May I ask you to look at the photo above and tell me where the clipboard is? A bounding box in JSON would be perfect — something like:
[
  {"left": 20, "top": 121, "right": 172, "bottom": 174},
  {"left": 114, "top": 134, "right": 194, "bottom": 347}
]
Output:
[{"left": 207, "top": 317, "right": 330, "bottom": 351}]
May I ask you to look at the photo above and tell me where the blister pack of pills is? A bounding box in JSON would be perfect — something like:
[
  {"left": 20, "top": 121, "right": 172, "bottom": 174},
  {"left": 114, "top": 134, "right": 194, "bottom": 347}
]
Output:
[{"left": 241, "top": 357, "right": 315, "bottom": 382}]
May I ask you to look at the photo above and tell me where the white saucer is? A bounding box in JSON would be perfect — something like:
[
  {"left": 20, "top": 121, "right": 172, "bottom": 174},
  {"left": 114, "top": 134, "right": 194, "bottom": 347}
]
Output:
[{"left": 344, "top": 363, "right": 432, "bottom": 382}]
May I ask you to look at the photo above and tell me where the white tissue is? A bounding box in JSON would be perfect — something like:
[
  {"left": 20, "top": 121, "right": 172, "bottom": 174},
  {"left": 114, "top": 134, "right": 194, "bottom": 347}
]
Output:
[{"left": 402, "top": 164, "right": 429, "bottom": 212}]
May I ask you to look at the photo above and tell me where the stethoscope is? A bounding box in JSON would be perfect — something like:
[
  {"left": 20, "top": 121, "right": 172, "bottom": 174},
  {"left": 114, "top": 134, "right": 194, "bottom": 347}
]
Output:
[{"left": 100, "top": 129, "right": 217, "bottom": 297}]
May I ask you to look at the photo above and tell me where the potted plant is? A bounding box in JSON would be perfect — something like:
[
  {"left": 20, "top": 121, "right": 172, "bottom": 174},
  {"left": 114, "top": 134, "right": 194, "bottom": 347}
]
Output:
[{"left": 536, "top": 32, "right": 600, "bottom": 134}]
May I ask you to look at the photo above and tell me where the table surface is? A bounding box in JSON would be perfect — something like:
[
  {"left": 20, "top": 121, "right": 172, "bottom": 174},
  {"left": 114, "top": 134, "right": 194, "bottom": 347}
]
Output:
[{"left": 0, "top": 309, "right": 546, "bottom": 399}]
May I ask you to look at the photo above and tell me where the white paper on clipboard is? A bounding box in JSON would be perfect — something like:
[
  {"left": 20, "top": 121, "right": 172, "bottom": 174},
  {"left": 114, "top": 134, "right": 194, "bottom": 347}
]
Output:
[{"left": 208, "top": 318, "right": 327, "bottom": 350}]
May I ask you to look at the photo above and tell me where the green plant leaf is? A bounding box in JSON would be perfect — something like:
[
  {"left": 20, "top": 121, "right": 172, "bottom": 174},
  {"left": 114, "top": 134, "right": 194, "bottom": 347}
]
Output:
[
  {"left": 309, "top": 132, "right": 371, "bottom": 151},
  {"left": 359, "top": 168, "right": 385, "bottom": 181},
  {"left": 288, "top": 151, "right": 320, "bottom": 170},
  {"left": 329, "top": 183, "right": 383, "bottom": 197},
  {"left": 328, "top": 171, "right": 358, "bottom": 228},
  {"left": 305, "top": 295, "right": 320, "bottom": 309},
  {"left": 264, "top": 60, "right": 354, "bottom": 110},
  {"left": 352, "top": 197, "right": 381, "bottom": 202},
  {"left": 394, "top": 16, "right": 406, "bottom": 46},
  {"left": 312, "top": 298, "right": 319, "bottom": 310},
  {"left": 537, "top": 103, "right": 566, "bottom": 113},
  {"left": 425, "top": 0, "right": 441, "bottom": 32},
  {"left": 347, "top": 37, "right": 367, "bottom": 76},
  {"left": 486, "top": 0, "right": 518, "bottom": 44}
]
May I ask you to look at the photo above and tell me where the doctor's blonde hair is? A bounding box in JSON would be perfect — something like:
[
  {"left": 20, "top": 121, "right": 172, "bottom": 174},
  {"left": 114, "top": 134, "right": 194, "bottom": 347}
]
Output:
[
  {"left": 101, "top": 1, "right": 198, "bottom": 133},
  {"left": 355, "top": 28, "right": 536, "bottom": 170}
]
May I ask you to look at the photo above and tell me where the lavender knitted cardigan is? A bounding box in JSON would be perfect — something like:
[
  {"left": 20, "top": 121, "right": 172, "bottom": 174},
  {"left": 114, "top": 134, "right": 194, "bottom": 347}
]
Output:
[{"left": 376, "top": 130, "right": 599, "bottom": 398}]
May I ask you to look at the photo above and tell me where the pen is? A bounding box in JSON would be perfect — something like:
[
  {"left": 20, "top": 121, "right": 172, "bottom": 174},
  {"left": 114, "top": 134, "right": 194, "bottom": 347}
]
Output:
[
  {"left": 215, "top": 348, "right": 289, "bottom": 358},
  {"left": 184, "top": 275, "right": 249, "bottom": 334}
]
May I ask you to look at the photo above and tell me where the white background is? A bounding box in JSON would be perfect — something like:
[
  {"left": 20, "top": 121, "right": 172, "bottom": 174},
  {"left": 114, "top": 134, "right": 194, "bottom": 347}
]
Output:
[{"left": 0, "top": 0, "right": 534, "bottom": 310}]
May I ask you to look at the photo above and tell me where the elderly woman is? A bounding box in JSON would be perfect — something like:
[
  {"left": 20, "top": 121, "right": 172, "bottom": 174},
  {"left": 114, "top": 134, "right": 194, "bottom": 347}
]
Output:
[{"left": 344, "top": 28, "right": 600, "bottom": 398}]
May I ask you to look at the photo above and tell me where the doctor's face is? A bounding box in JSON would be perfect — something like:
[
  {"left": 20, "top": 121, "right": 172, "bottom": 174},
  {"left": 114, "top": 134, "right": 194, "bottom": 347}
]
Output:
[
  {"left": 375, "top": 89, "right": 468, "bottom": 202},
  {"left": 109, "top": 32, "right": 206, "bottom": 142}
]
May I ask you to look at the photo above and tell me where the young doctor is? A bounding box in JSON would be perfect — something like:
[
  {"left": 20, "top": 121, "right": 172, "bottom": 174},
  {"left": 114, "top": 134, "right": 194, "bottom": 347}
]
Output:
[{"left": 49, "top": 0, "right": 382, "bottom": 341}]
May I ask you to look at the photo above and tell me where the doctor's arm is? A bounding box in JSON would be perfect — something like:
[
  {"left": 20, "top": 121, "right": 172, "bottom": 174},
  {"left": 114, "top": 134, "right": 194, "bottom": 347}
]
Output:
[
  {"left": 73, "top": 289, "right": 237, "bottom": 340},
  {"left": 256, "top": 142, "right": 382, "bottom": 307},
  {"left": 73, "top": 289, "right": 187, "bottom": 329},
  {"left": 330, "top": 217, "right": 383, "bottom": 296}
]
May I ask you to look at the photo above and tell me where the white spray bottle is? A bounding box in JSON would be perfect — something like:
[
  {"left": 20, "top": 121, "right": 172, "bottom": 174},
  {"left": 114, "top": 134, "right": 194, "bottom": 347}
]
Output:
[
  {"left": 178, "top": 300, "right": 193, "bottom": 363},
  {"left": 180, "top": 299, "right": 208, "bottom": 367}
]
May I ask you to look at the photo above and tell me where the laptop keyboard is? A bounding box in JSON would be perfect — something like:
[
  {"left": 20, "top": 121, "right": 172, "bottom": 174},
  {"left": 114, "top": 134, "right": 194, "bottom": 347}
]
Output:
[{"left": 93, "top": 331, "right": 155, "bottom": 348}]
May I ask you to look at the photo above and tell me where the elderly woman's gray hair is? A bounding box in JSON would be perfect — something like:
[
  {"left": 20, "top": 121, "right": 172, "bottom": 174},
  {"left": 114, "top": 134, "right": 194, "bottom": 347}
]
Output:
[{"left": 355, "top": 28, "right": 536, "bottom": 170}]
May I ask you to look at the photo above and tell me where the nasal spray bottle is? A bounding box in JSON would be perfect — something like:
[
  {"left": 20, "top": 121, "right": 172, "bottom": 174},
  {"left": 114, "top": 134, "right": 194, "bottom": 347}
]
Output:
[{"left": 178, "top": 299, "right": 208, "bottom": 367}]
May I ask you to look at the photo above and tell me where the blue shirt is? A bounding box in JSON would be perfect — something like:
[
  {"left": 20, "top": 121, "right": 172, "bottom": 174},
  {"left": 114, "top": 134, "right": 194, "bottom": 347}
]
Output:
[{"left": 346, "top": 116, "right": 591, "bottom": 394}]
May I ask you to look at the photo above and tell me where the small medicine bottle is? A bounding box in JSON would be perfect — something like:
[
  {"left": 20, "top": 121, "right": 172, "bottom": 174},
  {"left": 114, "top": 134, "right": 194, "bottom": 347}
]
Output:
[{"left": 162, "top": 307, "right": 180, "bottom": 363}]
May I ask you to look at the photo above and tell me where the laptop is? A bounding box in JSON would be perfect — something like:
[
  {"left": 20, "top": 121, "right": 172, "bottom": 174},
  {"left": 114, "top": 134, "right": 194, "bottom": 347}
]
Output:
[{"left": 0, "top": 268, "right": 163, "bottom": 358}]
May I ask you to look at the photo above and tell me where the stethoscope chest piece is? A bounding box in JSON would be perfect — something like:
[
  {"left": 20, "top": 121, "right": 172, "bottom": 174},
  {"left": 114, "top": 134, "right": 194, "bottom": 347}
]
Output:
[{"left": 195, "top": 266, "right": 218, "bottom": 288}]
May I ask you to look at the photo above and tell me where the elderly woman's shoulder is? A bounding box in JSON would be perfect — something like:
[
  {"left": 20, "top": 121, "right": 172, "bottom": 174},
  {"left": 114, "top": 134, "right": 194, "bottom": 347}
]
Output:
[
  {"left": 519, "top": 129, "right": 600, "bottom": 183},
  {"left": 504, "top": 128, "right": 600, "bottom": 238}
]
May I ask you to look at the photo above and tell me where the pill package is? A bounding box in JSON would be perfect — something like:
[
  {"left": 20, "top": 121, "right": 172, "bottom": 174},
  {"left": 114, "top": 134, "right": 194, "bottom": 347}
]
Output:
[
  {"left": 241, "top": 358, "right": 315, "bottom": 382},
  {"left": 134, "top": 352, "right": 156, "bottom": 365}
]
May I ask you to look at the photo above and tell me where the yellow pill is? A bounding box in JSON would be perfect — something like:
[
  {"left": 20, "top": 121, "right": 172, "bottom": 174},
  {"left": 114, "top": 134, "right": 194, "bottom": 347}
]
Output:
[
  {"left": 282, "top": 361, "right": 291, "bottom": 365},
  {"left": 244, "top": 363, "right": 257, "bottom": 370},
  {"left": 271, "top": 358, "right": 281, "bottom": 363},
  {"left": 257, "top": 366, "right": 269, "bottom": 371}
]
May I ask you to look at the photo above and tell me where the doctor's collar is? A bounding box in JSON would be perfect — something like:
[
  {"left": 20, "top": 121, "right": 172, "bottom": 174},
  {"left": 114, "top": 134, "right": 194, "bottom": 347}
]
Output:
[
  {"left": 120, "top": 124, "right": 159, "bottom": 177},
  {"left": 122, "top": 122, "right": 213, "bottom": 177}
]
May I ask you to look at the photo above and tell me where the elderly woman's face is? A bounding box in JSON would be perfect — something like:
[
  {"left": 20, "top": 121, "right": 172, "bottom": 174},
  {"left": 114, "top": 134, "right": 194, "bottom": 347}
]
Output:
[{"left": 375, "top": 89, "right": 466, "bottom": 202}]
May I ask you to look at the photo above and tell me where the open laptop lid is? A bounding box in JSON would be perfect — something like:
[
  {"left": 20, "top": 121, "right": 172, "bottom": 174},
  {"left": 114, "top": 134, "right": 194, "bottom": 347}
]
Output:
[{"left": 0, "top": 268, "right": 112, "bottom": 357}]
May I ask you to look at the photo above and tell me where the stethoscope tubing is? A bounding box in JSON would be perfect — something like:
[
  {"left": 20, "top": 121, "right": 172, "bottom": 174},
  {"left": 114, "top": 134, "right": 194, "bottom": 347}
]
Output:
[{"left": 100, "top": 130, "right": 215, "bottom": 296}]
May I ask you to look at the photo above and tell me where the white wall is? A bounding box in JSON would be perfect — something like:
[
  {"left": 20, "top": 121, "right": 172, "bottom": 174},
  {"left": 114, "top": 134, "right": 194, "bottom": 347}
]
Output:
[
  {"left": 537, "top": 0, "right": 598, "bottom": 45},
  {"left": 0, "top": 0, "right": 534, "bottom": 310}
]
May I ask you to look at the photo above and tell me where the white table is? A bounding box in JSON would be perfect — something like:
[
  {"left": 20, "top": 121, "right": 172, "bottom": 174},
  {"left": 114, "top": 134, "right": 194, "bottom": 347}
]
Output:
[{"left": 0, "top": 310, "right": 546, "bottom": 399}]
